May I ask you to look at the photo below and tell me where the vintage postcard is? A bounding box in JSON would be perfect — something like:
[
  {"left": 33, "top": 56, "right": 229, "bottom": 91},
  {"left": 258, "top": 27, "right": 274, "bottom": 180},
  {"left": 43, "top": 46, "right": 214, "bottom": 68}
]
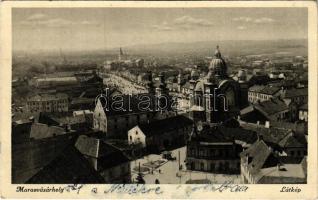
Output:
[{"left": 0, "top": 1, "right": 317, "bottom": 199}]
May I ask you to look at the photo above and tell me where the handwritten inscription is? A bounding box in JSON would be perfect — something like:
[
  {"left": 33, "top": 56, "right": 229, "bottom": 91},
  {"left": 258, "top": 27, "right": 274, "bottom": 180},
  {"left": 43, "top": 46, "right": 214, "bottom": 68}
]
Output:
[
  {"left": 92, "top": 184, "right": 163, "bottom": 195},
  {"left": 183, "top": 181, "right": 249, "bottom": 196},
  {"left": 63, "top": 184, "right": 84, "bottom": 194}
]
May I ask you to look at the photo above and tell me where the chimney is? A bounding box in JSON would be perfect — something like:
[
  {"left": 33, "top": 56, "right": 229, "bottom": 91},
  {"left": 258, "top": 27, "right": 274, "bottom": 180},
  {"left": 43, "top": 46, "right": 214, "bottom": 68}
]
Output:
[{"left": 265, "top": 121, "right": 270, "bottom": 128}]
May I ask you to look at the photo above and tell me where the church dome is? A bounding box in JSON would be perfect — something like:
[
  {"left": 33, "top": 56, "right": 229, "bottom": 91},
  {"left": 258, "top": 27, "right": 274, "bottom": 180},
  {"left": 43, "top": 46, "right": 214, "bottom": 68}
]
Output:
[{"left": 209, "top": 46, "right": 227, "bottom": 76}]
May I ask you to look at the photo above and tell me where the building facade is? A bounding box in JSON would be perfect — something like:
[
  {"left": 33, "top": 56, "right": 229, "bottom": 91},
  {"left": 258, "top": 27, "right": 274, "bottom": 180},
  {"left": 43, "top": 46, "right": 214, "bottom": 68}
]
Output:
[
  {"left": 26, "top": 93, "right": 69, "bottom": 113},
  {"left": 248, "top": 85, "right": 281, "bottom": 104},
  {"left": 128, "top": 115, "right": 193, "bottom": 151}
]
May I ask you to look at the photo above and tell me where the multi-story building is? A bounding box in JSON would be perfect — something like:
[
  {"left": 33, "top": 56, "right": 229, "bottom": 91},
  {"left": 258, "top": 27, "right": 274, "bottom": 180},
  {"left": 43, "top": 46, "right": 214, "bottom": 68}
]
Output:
[
  {"left": 128, "top": 115, "right": 193, "bottom": 151},
  {"left": 248, "top": 85, "right": 281, "bottom": 103},
  {"left": 186, "top": 124, "right": 257, "bottom": 174},
  {"left": 93, "top": 72, "right": 175, "bottom": 138},
  {"left": 26, "top": 93, "right": 69, "bottom": 113}
]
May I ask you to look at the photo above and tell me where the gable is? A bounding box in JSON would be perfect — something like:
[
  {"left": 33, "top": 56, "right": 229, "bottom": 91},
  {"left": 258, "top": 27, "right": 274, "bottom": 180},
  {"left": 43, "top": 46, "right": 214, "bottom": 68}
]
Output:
[
  {"left": 94, "top": 99, "right": 106, "bottom": 119},
  {"left": 128, "top": 126, "right": 146, "bottom": 138}
]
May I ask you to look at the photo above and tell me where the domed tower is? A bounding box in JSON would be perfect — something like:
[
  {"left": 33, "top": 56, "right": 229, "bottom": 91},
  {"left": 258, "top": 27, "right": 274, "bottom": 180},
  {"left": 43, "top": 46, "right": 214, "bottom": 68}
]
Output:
[{"left": 209, "top": 45, "right": 227, "bottom": 78}]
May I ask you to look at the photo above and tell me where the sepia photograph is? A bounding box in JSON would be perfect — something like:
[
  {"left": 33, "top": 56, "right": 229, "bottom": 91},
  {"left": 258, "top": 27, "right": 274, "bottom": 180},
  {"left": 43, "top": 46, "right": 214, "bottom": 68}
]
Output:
[
  {"left": 10, "top": 6, "right": 310, "bottom": 184},
  {"left": 1, "top": 1, "right": 317, "bottom": 199}
]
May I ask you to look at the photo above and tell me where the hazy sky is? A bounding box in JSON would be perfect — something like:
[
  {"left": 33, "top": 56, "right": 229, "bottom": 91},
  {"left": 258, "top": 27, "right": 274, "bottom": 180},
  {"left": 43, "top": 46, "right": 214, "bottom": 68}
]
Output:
[{"left": 13, "top": 8, "right": 308, "bottom": 52}]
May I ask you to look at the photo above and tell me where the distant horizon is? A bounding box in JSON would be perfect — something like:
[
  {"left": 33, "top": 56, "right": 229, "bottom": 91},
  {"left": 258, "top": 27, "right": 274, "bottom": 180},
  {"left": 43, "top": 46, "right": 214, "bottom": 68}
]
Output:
[
  {"left": 13, "top": 38, "right": 308, "bottom": 54},
  {"left": 13, "top": 8, "right": 307, "bottom": 52}
]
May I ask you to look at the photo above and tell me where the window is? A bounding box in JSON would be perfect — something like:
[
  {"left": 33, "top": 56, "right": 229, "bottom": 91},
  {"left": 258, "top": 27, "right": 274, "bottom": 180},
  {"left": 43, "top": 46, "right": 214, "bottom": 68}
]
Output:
[
  {"left": 210, "top": 163, "right": 215, "bottom": 171},
  {"left": 200, "top": 163, "right": 204, "bottom": 171},
  {"left": 129, "top": 136, "right": 132, "bottom": 141},
  {"left": 136, "top": 131, "right": 138, "bottom": 135},
  {"left": 290, "top": 151, "right": 295, "bottom": 156},
  {"left": 199, "top": 149, "right": 204, "bottom": 156}
]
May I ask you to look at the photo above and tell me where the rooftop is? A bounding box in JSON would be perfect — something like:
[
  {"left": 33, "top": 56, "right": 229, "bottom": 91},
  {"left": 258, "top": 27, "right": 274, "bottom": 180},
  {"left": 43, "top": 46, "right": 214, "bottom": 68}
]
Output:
[
  {"left": 254, "top": 98, "right": 289, "bottom": 116},
  {"left": 26, "top": 145, "right": 105, "bottom": 184},
  {"left": 138, "top": 115, "right": 193, "bottom": 137},
  {"left": 75, "top": 135, "right": 130, "bottom": 170},
  {"left": 284, "top": 88, "right": 308, "bottom": 98},
  {"left": 27, "top": 93, "right": 68, "bottom": 102},
  {"left": 248, "top": 85, "right": 281, "bottom": 95}
]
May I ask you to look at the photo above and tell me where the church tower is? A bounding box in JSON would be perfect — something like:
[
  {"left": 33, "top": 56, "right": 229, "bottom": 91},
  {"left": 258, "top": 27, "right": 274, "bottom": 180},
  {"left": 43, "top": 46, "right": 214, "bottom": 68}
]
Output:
[
  {"left": 118, "top": 47, "right": 124, "bottom": 61},
  {"left": 177, "top": 70, "right": 182, "bottom": 93},
  {"left": 237, "top": 69, "right": 249, "bottom": 108},
  {"left": 156, "top": 72, "right": 168, "bottom": 96},
  {"left": 145, "top": 71, "right": 155, "bottom": 95}
]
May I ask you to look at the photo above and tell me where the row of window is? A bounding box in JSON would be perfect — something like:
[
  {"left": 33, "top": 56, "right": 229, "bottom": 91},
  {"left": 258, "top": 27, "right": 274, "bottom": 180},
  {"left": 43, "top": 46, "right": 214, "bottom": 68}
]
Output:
[
  {"left": 28, "top": 100, "right": 68, "bottom": 106},
  {"left": 289, "top": 150, "right": 307, "bottom": 157},
  {"left": 189, "top": 148, "right": 233, "bottom": 157},
  {"left": 248, "top": 94, "right": 272, "bottom": 101},
  {"left": 189, "top": 161, "right": 240, "bottom": 171}
]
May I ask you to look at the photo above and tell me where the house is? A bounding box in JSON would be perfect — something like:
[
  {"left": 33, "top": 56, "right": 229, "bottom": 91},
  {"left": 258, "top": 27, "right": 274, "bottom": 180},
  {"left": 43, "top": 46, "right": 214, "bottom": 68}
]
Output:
[
  {"left": 281, "top": 87, "right": 308, "bottom": 106},
  {"left": 278, "top": 132, "right": 307, "bottom": 158},
  {"left": 75, "top": 135, "right": 131, "bottom": 183},
  {"left": 12, "top": 121, "right": 75, "bottom": 183},
  {"left": 240, "top": 98, "right": 289, "bottom": 124},
  {"left": 128, "top": 115, "right": 193, "bottom": 151},
  {"left": 93, "top": 93, "right": 158, "bottom": 138},
  {"left": 239, "top": 122, "right": 307, "bottom": 158},
  {"left": 38, "top": 111, "right": 93, "bottom": 132},
  {"left": 240, "top": 140, "right": 307, "bottom": 184}
]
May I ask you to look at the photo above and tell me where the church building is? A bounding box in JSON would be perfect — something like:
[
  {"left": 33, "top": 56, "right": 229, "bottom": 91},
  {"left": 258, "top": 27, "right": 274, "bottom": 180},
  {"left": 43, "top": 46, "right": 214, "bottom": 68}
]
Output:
[{"left": 188, "top": 46, "right": 247, "bottom": 124}]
